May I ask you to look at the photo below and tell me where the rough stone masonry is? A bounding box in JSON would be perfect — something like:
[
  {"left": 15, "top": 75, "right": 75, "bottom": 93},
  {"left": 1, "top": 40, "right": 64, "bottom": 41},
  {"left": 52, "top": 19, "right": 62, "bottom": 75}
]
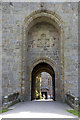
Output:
[{"left": 1, "top": 1, "right": 79, "bottom": 110}]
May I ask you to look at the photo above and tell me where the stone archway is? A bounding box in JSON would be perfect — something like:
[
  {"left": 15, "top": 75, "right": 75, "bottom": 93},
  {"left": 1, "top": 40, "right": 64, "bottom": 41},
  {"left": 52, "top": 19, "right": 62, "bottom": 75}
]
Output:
[
  {"left": 31, "top": 62, "right": 55, "bottom": 101},
  {"left": 21, "top": 9, "right": 64, "bottom": 102},
  {"left": 26, "top": 57, "right": 59, "bottom": 101}
]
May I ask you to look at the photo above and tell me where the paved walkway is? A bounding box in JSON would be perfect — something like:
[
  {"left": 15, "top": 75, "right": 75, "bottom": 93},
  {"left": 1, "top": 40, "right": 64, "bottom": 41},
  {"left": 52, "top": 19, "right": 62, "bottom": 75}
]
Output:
[{"left": 0, "top": 100, "right": 78, "bottom": 118}]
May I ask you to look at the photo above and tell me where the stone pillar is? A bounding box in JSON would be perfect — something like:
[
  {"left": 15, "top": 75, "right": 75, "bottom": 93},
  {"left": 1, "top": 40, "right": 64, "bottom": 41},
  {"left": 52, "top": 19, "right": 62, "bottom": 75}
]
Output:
[
  {"left": 21, "top": 80, "right": 25, "bottom": 102},
  {"left": 34, "top": 77, "right": 36, "bottom": 100}
]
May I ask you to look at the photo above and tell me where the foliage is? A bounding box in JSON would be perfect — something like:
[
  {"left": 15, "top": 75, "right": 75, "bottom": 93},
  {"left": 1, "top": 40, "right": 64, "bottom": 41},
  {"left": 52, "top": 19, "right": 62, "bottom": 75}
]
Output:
[
  {"left": 0, "top": 109, "right": 13, "bottom": 114},
  {"left": 36, "top": 77, "right": 40, "bottom": 92},
  {"left": 36, "top": 90, "right": 41, "bottom": 99},
  {"left": 66, "top": 109, "right": 80, "bottom": 117},
  {"left": 36, "top": 76, "right": 42, "bottom": 99},
  {"left": 36, "top": 90, "right": 39, "bottom": 97}
]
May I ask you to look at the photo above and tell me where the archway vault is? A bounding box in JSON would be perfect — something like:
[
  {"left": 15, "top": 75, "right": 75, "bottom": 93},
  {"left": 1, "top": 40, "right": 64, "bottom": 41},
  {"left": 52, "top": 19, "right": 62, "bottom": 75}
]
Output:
[
  {"left": 30, "top": 57, "right": 57, "bottom": 74},
  {"left": 21, "top": 9, "right": 64, "bottom": 101},
  {"left": 32, "top": 62, "right": 55, "bottom": 77}
]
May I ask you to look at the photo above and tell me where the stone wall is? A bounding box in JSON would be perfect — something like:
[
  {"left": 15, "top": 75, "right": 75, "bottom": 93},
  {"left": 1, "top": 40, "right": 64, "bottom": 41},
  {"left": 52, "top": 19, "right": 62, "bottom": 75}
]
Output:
[
  {"left": 2, "top": 2, "right": 78, "bottom": 108},
  {"left": 78, "top": 1, "right": 80, "bottom": 110},
  {"left": 41, "top": 72, "right": 53, "bottom": 97},
  {"left": 0, "top": 1, "right": 2, "bottom": 111}
]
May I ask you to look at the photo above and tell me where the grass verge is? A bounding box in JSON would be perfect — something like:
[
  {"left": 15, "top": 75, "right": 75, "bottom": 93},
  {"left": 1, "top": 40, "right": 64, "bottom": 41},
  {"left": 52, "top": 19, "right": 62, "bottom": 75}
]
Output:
[
  {"left": 67, "top": 109, "right": 80, "bottom": 117},
  {"left": 0, "top": 109, "right": 13, "bottom": 114}
]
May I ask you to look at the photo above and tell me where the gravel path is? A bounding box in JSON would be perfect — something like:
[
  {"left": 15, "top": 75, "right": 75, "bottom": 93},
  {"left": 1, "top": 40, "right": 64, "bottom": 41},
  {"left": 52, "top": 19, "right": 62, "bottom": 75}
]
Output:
[{"left": 0, "top": 100, "right": 78, "bottom": 118}]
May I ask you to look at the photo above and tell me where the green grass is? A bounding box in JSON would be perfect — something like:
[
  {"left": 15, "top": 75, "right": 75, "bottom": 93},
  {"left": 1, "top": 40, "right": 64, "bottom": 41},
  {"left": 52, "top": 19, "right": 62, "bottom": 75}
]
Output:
[
  {"left": 67, "top": 109, "right": 80, "bottom": 117},
  {"left": 0, "top": 109, "right": 13, "bottom": 114}
]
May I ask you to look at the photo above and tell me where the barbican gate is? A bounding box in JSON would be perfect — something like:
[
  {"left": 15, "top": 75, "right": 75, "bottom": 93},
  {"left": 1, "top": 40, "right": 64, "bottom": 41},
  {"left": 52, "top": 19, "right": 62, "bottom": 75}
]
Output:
[{"left": 1, "top": 2, "right": 79, "bottom": 110}]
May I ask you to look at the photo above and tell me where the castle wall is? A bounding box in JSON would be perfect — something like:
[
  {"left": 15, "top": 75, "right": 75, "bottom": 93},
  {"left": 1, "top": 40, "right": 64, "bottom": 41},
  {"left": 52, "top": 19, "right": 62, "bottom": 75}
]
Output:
[{"left": 2, "top": 2, "right": 78, "bottom": 109}]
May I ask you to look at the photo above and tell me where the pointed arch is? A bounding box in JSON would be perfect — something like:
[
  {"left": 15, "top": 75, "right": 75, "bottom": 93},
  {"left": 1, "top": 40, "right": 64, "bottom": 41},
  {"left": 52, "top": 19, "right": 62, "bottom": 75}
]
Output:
[{"left": 21, "top": 9, "right": 64, "bottom": 101}]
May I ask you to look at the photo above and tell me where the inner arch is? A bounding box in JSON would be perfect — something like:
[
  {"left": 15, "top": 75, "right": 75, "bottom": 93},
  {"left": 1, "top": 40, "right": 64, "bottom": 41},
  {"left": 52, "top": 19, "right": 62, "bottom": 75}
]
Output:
[{"left": 31, "top": 62, "right": 55, "bottom": 101}]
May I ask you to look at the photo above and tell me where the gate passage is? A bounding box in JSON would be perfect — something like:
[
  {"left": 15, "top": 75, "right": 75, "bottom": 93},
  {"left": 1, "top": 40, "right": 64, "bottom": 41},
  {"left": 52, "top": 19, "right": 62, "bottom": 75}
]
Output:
[{"left": 31, "top": 62, "right": 55, "bottom": 101}]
